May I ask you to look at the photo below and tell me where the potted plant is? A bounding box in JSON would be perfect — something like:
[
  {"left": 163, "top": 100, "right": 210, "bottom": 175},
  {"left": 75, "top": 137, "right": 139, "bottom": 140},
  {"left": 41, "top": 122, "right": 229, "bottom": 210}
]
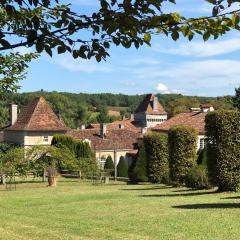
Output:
[{"left": 47, "top": 166, "right": 59, "bottom": 187}]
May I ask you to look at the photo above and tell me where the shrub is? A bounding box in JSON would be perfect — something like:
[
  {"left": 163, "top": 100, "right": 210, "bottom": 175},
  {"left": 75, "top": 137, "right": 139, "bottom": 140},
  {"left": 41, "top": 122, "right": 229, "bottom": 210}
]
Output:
[
  {"left": 185, "top": 165, "right": 210, "bottom": 190},
  {"left": 133, "top": 143, "right": 148, "bottom": 182},
  {"left": 197, "top": 149, "right": 207, "bottom": 165},
  {"left": 144, "top": 133, "right": 169, "bottom": 183},
  {"left": 104, "top": 155, "right": 114, "bottom": 170},
  {"left": 51, "top": 134, "right": 76, "bottom": 153},
  {"left": 168, "top": 125, "right": 198, "bottom": 185},
  {"left": 117, "top": 156, "right": 128, "bottom": 177},
  {"left": 205, "top": 110, "right": 240, "bottom": 192},
  {"left": 75, "top": 141, "right": 94, "bottom": 158},
  {"left": 77, "top": 157, "right": 99, "bottom": 178}
]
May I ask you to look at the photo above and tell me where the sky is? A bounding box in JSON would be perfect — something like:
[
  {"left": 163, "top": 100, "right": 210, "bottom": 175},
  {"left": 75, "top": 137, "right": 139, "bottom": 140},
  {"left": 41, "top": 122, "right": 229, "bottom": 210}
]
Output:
[{"left": 18, "top": 0, "right": 240, "bottom": 97}]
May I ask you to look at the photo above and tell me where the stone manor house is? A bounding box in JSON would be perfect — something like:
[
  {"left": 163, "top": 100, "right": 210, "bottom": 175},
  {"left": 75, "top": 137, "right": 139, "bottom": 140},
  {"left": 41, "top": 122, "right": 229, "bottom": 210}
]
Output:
[{"left": 1, "top": 94, "right": 214, "bottom": 168}]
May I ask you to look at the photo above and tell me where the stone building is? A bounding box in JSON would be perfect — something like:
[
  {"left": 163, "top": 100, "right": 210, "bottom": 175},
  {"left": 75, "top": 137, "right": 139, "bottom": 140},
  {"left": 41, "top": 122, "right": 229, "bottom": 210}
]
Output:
[
  {"left": 134, "top": 94, "right": 168, "bottom": 128},
  {"left": 3, "top": 96, "right": 68, "bottom": 147},
  {"left": 152, "top": 104, "right": 214, "bottom": 150}
]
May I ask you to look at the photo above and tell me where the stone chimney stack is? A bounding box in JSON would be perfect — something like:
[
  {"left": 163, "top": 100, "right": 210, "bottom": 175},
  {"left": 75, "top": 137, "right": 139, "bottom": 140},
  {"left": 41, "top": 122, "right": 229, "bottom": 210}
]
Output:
[
  {"left": 100, "top": 123, "right": 107, "bottom": 139},
  {"left": 119, "top": 124, "right": 124, "bottom": 129},
  {"left": 10, "top": 104, "right": 18, "bottom": 126},
  {"left": 153, "top": 96, "right": 158, "bottom": 111}
]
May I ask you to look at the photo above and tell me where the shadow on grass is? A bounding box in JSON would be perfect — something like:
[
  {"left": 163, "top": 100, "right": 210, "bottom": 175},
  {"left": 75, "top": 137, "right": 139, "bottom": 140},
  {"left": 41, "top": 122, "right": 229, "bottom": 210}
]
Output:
[
  {"left": 173, "top": 203, "right": 240, "bottom": 209},
  {"left": 139, "top": 191, "right": 216, "bottom": 198},
  {"left": 221, "top": 196, "right": 240, "bottom": 200},
  {"left": 122, "top": 186, "right": 173, "bottom": 191}
]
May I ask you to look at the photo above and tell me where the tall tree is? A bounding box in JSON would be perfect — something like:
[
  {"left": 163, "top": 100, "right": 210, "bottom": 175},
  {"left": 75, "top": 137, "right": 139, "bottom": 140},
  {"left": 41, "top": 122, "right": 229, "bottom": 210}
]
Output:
[
  {"left": 0, "top": 52, "right": 38, "bottom": 93},
  {"left": 233, "top": 86, "right": 240, "bottom": 110}
]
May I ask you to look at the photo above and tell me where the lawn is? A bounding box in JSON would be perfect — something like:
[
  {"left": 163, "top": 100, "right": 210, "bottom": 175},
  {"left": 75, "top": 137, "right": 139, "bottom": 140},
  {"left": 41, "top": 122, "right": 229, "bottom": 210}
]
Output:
[{"left": 0, "top": 179, "right": 240, "bottom": 240}]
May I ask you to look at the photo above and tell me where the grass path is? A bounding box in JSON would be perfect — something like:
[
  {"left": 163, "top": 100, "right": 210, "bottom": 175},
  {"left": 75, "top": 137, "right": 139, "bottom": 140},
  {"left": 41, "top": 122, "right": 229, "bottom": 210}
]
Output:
[{"left": 0, "top": 179, "right": 240, "bottom": 240}]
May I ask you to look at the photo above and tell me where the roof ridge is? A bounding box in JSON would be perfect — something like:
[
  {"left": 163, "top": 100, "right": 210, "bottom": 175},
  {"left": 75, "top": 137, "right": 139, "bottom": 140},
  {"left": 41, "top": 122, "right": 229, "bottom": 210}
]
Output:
[{"left": 25, "top": 97, "right": 42, "bottom": 130}]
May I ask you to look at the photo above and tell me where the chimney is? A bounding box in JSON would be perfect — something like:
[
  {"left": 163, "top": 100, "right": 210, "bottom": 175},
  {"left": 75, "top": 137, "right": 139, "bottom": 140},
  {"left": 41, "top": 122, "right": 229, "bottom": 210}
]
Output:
[
  {"left": 121, "top": 115, "right": 126, "bottom": 120},
  {"left": 100, "top": 123, "right": 107, "bottom": 139},
  {"left": 10, "top": 104, "right": 18, "bottom": 126},
  {"left": 130, "top": 114, "right": 134, "bottom": 120},
  {"left": 119, "top": 124, "right": 124, "bottom": 129},
  {"left": 153, "top": 96, "right": 158, "bottom": 111},
  {"left": 81, "top": 124, "right": 85, "bottom": 130}
]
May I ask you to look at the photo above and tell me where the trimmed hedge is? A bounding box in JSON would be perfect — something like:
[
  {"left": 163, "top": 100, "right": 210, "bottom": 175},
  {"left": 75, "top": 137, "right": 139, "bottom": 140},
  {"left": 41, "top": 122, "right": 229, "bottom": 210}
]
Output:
[
  {"left": 104, "top": 155, "right": 114, "bottom": 170},
  {"left": 168, "top": 125, "right": 198, "bottom": 185},
  {"left": 51, "top": 134, "right": 76, "bottom": 153},
  {"left": 133, "top": 143, "right": 148, "bottom": 182},
  {"left": 185, "top": 165, "right": 210, "bottom": 190},
  {"left": 144, "top": 133, "right": 169, "bottom": 183},
  {"left": 205, "top": 110, "right": 240, "bottom": 192},
  {"left": 117, "top": 156, "right": 128, "bottom": 177}
]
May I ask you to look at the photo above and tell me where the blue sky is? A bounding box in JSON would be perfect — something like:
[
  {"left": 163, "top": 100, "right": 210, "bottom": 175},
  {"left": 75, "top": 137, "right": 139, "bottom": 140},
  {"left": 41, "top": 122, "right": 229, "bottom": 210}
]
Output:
[{"left": 18, "top": 0, "right": 240, "bottom": 97}]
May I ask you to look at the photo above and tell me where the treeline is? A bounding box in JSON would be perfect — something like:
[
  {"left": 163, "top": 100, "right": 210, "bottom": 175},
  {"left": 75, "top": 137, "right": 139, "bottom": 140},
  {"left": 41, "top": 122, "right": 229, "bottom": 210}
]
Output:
[{"left": 0, "top": 91, "right": 233, "bottom": 128}]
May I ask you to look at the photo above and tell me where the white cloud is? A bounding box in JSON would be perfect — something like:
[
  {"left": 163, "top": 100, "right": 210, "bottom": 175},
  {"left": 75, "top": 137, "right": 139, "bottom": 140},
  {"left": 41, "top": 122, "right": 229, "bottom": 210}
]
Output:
[
  {"left": 154, "top": 38, "right": 240, "bottom": 57},
  {"left": 52, "top": 55, "right": 112, "bottom": 73},
  {"left": 155, "top": 83, "right": 171, "bottom": 94},
  {"left": 13, "top": 46, "right": 34, "bottom": 54},
  {"left": 125, "top": 58, "right": 161, "bottom": 66},
  {"left": 131, "top": 59, "right": 240, "bottom": 96}
]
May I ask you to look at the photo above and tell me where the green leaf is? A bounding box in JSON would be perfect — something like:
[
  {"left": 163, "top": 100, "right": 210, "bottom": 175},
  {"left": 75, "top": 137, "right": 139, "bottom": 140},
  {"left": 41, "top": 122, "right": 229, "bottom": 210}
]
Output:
[
  {"left": 171, "top": 31, "right": 179, "bottom": 41},
  {"left": 57, "top": 46, "right": 66, "bottom": 54},
  {"left": 203, "top": 31, "right": 210, "bottom": 41},
  {"left": 144, "top": 33, "right": 151, "bottom": 43}
]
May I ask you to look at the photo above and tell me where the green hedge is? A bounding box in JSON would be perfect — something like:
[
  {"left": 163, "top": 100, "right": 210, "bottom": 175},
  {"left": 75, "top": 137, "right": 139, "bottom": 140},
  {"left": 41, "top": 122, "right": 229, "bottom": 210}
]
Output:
[
  {"left": 185, "top": 165, "right": 210, "bottom": 190},
  {"left": 205, "top": 110, "right": 240, "bottom": 192},
  {"left": 168, "top": 125, "right": 198, "bottom": 185},
  {"left": 51, "top": 134, "right": 76, "bottom": 153},
  {"left": 104, "top": 155, "right": 114, "bottom": 170},
  {"left": 117, "top": 156, "right": 128, "bottom": 177},
  {"left": 144, "top": 133, "right": 169, "bottom": 183},
  {"left": 133, "top": 143, "right": 148, "bottom": 182}
]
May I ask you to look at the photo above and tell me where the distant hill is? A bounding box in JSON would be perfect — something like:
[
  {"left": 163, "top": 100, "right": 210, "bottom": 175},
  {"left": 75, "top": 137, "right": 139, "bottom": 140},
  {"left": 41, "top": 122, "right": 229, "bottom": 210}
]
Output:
[{"left": 0, "top": 91, "right": 233, "bottom": 128}]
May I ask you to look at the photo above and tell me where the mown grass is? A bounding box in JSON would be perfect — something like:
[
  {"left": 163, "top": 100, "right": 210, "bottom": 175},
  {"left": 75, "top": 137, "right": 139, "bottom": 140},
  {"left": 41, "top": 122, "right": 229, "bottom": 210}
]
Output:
[{"left": 0, "top": 178, "right": 240, "bottom": 240}]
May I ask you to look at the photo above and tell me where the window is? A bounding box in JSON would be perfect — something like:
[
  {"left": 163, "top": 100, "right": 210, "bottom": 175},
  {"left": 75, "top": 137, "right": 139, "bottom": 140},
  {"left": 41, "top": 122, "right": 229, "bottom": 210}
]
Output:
[
  {"left": 43, "top": 136, "right": 48, "bottom": 142},
  {"left": 200, "top": 138, "right": 205, "bottom": 149}
]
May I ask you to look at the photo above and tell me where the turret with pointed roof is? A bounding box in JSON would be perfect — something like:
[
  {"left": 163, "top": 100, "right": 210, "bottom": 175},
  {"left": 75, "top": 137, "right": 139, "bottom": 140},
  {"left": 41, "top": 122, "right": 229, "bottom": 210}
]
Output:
[
  {"left": 4, "top": 96, "right": 68, "bottom": 146},
  {"left": 134, "top": 93, "right": 167, "bottom": 128}
]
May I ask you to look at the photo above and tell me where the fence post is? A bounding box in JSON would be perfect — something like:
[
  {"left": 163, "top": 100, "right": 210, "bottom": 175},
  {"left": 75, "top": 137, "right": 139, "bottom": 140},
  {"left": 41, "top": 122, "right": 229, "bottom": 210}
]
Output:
[
  {"left": 1, "top": 174, "right": 6, "bottom": 185},
  {"left": 42, "top": 168, "right": 46, "bottom": 182},
  {"left": 77, "top": 170, "right": 81, "bottom": 179}
]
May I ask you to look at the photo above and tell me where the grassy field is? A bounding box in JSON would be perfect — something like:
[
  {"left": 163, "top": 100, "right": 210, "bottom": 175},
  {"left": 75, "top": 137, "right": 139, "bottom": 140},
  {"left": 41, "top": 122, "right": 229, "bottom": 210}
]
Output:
[{"left": 0, "top": 179, "right": 240, "bottom": 240}]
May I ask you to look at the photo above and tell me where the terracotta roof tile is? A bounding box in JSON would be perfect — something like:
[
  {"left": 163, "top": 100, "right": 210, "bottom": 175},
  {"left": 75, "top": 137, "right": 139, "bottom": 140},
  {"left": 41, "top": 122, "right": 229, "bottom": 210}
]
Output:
[
  {"left": 135, "top": 94, "right": 167, "bottom": 115},
  {"left": 68, "top": 128, "right": 141, "bottom": 151},
  {"left": 5, "top": 97, "right": 68, "bottom": 132},
  {"left": 152, "top": 112, "right": 207, "bottom": 135},
  {"left": 87, "top": 118, "right": 140, "bottom": 132}
]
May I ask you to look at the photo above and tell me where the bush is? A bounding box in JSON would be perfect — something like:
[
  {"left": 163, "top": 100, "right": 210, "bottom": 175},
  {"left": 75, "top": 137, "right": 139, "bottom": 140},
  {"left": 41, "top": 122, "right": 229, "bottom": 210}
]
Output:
[
  {"left": 104, "top": 155, "right": 114, "bottom": 170},
  {"left": 185, "top": 165, "right": 210, "bottom": 190},
  {"left": 205, "top": 110, "right": 240, "bottom": 192},
  {"left": 168, "top": 125, "right": 198, "bottom": 185},
  {"left": 51, "top": 134, "right": 76, "bottom": 153},
  {"left": 75, "top": 141, "right": 94, "bottom": 158},
  {"left": 144, "top": 133, "right": 169, "bottom": 183},
  {"left": 77, "top": 157, "right": 99, "bottom": 178},
  {"left": 117, "top": 156, "right": 128, "bottom": 177},
  {"left": 197, "top": 149, "right": 207, "bottom": 165},
  {"left": 133, "top": 143, "right": 148, "bottom": 182}
]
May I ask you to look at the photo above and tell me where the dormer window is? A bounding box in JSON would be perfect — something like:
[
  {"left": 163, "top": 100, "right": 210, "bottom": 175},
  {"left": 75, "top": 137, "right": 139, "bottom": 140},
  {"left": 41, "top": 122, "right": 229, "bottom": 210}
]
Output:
[{"left": 43, "top": 136, "right": 48, "bottom": 142}]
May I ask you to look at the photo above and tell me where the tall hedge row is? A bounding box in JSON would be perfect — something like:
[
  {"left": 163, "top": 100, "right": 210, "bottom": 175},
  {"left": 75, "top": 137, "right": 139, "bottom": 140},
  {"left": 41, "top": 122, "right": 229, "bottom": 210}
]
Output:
[
  {"left": 205, "top": 110, "right": 240, "bottom": 192},
  {"left": 168, "top": 125, "right": 198, "bottom": 185},
  {"left": 144, "top": 133, "right": 169, "bottom": 183},
  {"left": 133, "top": 143, "right": 148, "bottom": 182}
]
